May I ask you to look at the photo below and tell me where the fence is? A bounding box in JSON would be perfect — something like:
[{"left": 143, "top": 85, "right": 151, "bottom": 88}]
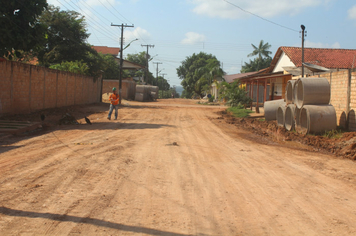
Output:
[
  {"left": 309, "top": 68, "right": 356, "bottom": 131},
  {"left": 0, "top": 60, "right": 102, "bottom": 115}
]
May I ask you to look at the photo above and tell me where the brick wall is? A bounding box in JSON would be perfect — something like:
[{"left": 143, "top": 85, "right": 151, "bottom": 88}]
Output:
[
  {"left": 0, "top": 61, "right": 102, "bottom": 116},
  {"left": 102, "top": 79, "right": 136, "bottom": 100},
  {"left": 309, "top": 69, "right": 356, "bottom": 131}
]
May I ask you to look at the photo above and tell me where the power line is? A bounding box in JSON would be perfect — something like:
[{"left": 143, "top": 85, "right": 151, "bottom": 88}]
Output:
[{"left": 222, "top": 0, "right": 299, "bottom": 32}]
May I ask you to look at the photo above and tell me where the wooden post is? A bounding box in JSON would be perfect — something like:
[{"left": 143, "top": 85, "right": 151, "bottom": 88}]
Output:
[
  {"left": 264, "top": 79, "right": 267, "bottom": 103},
  {"left": 256, "top": 80, "right": 260, "bottom": 113},
  {"left": 250, "top": 81, "right": 254, "bottom": 110}
]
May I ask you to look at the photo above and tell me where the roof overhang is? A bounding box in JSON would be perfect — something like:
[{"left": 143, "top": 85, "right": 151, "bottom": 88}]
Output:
[{"left": 114, "top": 58, "right": 145, "bottom": 70}]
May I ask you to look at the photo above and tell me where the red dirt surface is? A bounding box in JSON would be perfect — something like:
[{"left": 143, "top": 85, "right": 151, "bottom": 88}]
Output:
[{"left": 2, "top": 99, "right": 356, "bottom": 235}]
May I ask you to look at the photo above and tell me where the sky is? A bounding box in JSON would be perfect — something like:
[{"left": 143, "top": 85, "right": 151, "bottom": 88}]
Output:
[{"left": 47, "top": 0, "right": 356, "bottom": 87}]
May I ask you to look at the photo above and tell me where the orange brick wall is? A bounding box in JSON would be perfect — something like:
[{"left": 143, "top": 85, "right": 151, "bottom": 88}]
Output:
[
  {"left": 309, "top": 69, "right": 356, "bottom": 131},
  {"left": 102, "top": 79, "right": 136, "bottom": 100},
  {"left": 0, "top": 61, "right": 101, "bottom": 116}
]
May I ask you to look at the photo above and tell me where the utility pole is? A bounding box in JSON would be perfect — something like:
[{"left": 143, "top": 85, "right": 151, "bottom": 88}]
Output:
[
  {"left": 153, "top": 62, "right": 162, "bottom": 84},
  {"left": 111, "top": 23, "right": 134, "bottom": 104},
  {"left": 141, "top": 44, "right": 155, "bottom": 84},
  {"left": 301, "top": 24, "right": 306, "bottom": 78},
  {"left": 160, "top": 73, "right": 167, "bottom": 98}
]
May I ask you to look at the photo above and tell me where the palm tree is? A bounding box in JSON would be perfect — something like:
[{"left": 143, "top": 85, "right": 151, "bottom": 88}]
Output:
[{"left": 247, "top": 40, "right": 272, "bottom": 60}]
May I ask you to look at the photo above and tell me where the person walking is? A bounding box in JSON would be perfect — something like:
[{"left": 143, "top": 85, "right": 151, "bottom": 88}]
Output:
[{"left": 108, "top": 87, "right": 119, "bottom": 120}]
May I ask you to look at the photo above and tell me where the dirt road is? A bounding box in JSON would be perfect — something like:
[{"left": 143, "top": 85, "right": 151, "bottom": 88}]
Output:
[{"left": 1, "top": 99, "right": 356, "bottom": 235}]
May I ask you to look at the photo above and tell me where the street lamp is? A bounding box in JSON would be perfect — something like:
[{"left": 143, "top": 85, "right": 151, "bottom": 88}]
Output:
[{"left": 123, "top": 38, "right": 138, "bottom": 50}]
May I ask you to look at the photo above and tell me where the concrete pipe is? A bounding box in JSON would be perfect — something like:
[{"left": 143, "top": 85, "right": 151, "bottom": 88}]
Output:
[
  {"left": 136, "top": 85, "right": 147, "bottom": 94},
  {"left": 285, "top": 80, "right": 296, "bottom": 104},
  {"left": 295, "top": 106, "right": 301, "bottom": 132},
  {"left": 299, "top": 105, "right": 337, "bottom": 134},
  {"left": 285, "top": 104, "right": 296, "bottom": 131},
  {"left": 295, "top": 78, "right": 330, "bottom": 109},
  {"left": 276, "top": 104, "right": 287, "bottom": 127},
  {"left": 135, "top": 92, "right": 144, "bottom": 102},
  {"left": 264, "top": 99, "right": 285, "bottom": 121},
  {"left": 293, "top": 79, "right": 300, "bottom": 105}
]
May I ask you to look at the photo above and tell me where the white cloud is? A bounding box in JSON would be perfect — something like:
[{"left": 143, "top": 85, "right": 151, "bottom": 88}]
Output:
[
  {"left": 189, "top": 0, "right": 327, "bottom": 19},
  {"left": 348, "top": 5, "right": 356, "bottom": 20},
  {"left": 124, "top": 27, "right": 150, "bottom": 43},
  {"left": 181, "top": 32, "right": 206, "bottom": 44},
  {"left": 305, "top": 40, "right": 341, "bottom": 48}
]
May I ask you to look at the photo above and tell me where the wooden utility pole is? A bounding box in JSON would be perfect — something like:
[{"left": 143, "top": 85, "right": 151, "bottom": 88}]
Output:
[
  {"left": 111, "top": 23, "right": 134, "bottom": 104},
  {"left": 301, "top": 25, "right": 306, "bottom": 78},
  {"left": 153, "top": 62, "right": 162, "bottom": 83},
  {"left": 141, "top": 44, "right": 155, "bottom": 84}
]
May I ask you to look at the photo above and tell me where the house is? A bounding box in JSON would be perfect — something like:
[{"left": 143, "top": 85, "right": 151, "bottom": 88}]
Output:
[
  {"left": 91, "top": 46, "right": 145, "bottom": 73},
  {"left": 231, "top": 47, "right": 356, "bottom": 111}
]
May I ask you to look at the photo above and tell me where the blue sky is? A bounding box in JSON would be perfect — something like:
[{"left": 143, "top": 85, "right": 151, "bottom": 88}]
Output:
[{"left": 47, "top": 0, "right": 356, "bottom": 87}]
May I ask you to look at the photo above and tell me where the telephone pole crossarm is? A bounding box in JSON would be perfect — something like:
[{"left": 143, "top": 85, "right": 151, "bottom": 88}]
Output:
[{"left": 141, "top": 44, "right": 155, "bottom": 84}]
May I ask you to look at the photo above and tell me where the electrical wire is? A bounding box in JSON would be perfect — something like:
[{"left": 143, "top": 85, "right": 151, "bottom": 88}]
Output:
[{"left": 222, "top": 0, "right": 299, "bottom": 33}]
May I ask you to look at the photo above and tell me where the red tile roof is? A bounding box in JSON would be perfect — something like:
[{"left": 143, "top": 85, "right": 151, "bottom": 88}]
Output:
[
  {"left": 270, "top": 47, "right": 356, "bottom": 72},
  {"left": 92, "top": 46, "right": 120, "bottom": 56},
  {"left": 223, "top": 72, "right": 258, "bottom": 83}
]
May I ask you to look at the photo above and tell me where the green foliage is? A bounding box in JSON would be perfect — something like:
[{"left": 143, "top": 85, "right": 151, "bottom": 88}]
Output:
[
  {"left": 177, "top": 52, "right": 223, "bottom": 98},
  {"left": 227, "top": 107, "right": 254, "bottom": 118},
  {"left": 322, "top": 129, "right": 344, "bottom": 139},
  {"left": 208, "top": 95, "right": 215, "bottom": 103},
  {"left": 181, "top": 90, "right": 193, "bottom": 99},
  {"left": 49, "top": 60, "right": 89, "bottom": 74},
  {"left": 125, "top": 51, "right": 146, "bottom": 66},
  {"left": 100, "top": 53, "right": 120, "bottom": 80},
  {"left": 247, "top": 40, "right": 272, "bottom": 59},
  {"left": 240, "top": 57, "right": 272, "bottom": 73},
  {"left": 220, "top": 80, "right": 252, "bottom": 107},
  {"left": 0, "top": 0, "right": 48, "bottom": 59},
  {"left": 37, "top": 6, "right": 91, "bottom": 66},
  {"left": 241, "top": 40, "right": 272, "bottom": 73}
]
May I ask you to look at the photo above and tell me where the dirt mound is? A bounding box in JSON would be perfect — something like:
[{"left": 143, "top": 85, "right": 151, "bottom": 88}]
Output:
[{"left": 218, "top": 111, "right": 356, "bottom": 160}]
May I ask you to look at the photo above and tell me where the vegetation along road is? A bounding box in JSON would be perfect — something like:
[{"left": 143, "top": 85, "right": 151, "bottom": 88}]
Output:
[{"left": 1, "top": 99, "right": 356, "bottom": 235}]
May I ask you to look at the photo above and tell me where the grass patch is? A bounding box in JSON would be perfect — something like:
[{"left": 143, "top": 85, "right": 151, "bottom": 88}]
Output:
[
  {"left": 322, "top": 129, "right": 344, "bottom": 139},
  {"left": 227, "top": 107, "right": 254, "bottom": 118}
]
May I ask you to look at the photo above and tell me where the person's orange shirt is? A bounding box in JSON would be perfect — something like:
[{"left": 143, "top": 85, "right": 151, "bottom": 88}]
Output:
[{"left": 109, "top": 93, "right": 119, "bottom": 105}]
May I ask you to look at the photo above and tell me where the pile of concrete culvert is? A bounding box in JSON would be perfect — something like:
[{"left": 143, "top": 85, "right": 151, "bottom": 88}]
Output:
[
  {"left": 264, "top": 77, "right": 336, "bottom": 134},
  {"left": 135, "top": 85, "right": 159, "bottom": 102}
]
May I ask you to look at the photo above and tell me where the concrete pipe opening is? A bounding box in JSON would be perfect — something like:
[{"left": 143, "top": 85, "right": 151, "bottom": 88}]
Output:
[
  {"left": 285, "top": 80, "right": 296, "bottom": 104},
  {"left": 295, "top": 78, "right": 330, "bottom": 109},
  {"left": 276, "top": 105, "right": 287, "bottom": 127},
  {"left": 264, "top": 99, "right": 285, "bottom": 121},
  {"left": 299, "top": 105, "right": 337, "bottom": 134},
  {"left": 295, "top": 107, "right": 302, "bottom": 132},
  {"left": 293, "top": 79, "right": 299, "bottom": 105},
  {"left": 285, "top": 104, "right": 296, "bottom": 131}
]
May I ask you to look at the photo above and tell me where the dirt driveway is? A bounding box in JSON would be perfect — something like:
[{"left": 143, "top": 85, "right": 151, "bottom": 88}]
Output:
[{"left": 1, "top": 99, "right": 356, "bottom": 235}]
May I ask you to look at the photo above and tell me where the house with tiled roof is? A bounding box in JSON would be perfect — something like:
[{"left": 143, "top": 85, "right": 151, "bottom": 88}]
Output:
[
  {"left": 269, "top": 46, "right": 356, "bottom": 76},
  {"left": 91, "top": 46, "right": 145, "bottom": 72}
]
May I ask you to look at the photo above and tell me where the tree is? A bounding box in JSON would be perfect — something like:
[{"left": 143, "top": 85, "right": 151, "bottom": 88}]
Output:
[
  {"left": 241, "top": 57, "right": 272, "bottom": 73},
  {"left": 0, "top": 0, "right": 48, "bottom": 59},
  {"left": 247, "top": 40, "right": 272, "bottom": 59},
  {"left": 49, "top": 60, "right": 89, "bottom": 74},
  {"left": 242, "top": 40, "right": 272, "bottom": 72},
  {"left": 125, "top": 51, "right": 156, "bottom": 84},
  {"left": 37, "top": 6, "right": 95, "bottom": 65},
  {"left": 177, "top": 52, "right": 223, "bottom": 98},
  {"left": 37, "top": 6, "right": 103, "bottom": 79},
  {"left": 219, "top": 80, "right": 252, "bottom": 107}
]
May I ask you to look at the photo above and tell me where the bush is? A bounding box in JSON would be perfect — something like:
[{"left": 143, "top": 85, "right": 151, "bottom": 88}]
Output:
[{"left": 208, "top": 95, "right": 215, "bottom": 103}]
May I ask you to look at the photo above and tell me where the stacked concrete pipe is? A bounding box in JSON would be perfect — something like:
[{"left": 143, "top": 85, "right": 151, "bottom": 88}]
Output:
[
  {"left": 284, "top": 104, "right": 296, "bottom": 131},
  {"left": 285, "top": 80, "right": 296, "bottom": 104},
  {"left": 299, "top": 105, "right": 337, "bottom": 134},
  {"left": 264, "top": 99, "right": 285, "bottom": 121},
  {"left": 277, "top": 104, "right": 287, "bottom": 127},
  {"left": 295, "top": 77, "right": 330, "bottom": 109},
  {"left": 295, "top": 106, "right": 301, "bottom": 130}
]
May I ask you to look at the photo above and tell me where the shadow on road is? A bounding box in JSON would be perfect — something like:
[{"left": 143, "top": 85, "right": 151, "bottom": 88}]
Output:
[{"left": 0, "top": 207, "right": 200, "bottom": 236}]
